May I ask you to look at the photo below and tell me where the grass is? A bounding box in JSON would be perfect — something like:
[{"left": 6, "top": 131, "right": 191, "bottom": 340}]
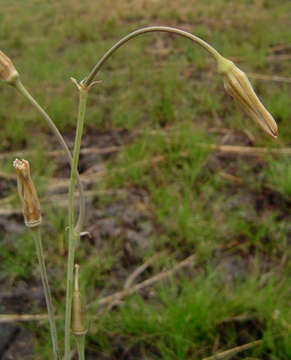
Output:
[
  {"left": 91, "top": 271, "right": 291, "bottom": 359},
  {"left": 266, "top": 156, "right": 291, "bottom": 199},
  {"left": 0, "top": 0, "right": 291, "bottom": 358}
]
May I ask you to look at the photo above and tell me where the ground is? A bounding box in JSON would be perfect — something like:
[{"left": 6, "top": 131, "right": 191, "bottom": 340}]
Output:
[{"left": 0, "top": 0, "right": 291, "bottom": 359}]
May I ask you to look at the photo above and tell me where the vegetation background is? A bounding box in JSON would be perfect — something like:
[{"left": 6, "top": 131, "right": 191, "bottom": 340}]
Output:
[{"left": 0, "top": 0, "right": 291, "bottom": 358}]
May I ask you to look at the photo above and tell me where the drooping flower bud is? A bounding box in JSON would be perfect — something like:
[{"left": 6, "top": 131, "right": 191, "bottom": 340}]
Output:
[
  {"left": 217, "top": 56, "right": 278, "bottom": 139},
  {"left": 71, "top": 264, "right": 88, "bottom": 336},
  {"left": 0, "top": 50, "right": 19, "bottom": 85},
  {"left": 13, "top": 158, "right": 42, "bottom": 227}
]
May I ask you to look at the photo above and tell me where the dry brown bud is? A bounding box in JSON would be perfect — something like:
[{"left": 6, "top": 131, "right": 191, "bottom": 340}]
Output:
[
  {"left": 0, "top": 50, "right": 19, "bottom": 85},
  {"left": 71, "top": 264, "right": 88, "bottom": 336},
  {"left": 13, "top": 159, "right": 42, "bottom": 227},
  {"left": 217, "top": 56, "right": 278, "bottom": 139}
]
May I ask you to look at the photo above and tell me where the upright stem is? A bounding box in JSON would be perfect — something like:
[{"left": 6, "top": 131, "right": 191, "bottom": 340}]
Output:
[
  {"left": 32, "top": 227, "right": 60, "bottom": 360},
  {"left": 14, "top": 78, "right": 85, "bottom": 234},
  {"left": 64, "top": 85, "right": 88, "bottom": 360},
  {"left": 82, "top": 26, "right": 222, "bottom": 87},
  {"left": 75, "top": 336, "right": 85, "bottom": 360}
]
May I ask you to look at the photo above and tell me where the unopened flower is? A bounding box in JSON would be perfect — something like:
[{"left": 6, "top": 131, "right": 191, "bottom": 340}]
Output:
[
  {"left": 13, "top": 158, "right": 41, "bottom": 227},
  {"left": 217, "top": 56, "right": 278, "bottom": 139},
  {"left": 0, "top": 50, "right": 19, "bottom": 85},
  {"left": 71, "top": 264, "right": 88, "bottom": 336}
]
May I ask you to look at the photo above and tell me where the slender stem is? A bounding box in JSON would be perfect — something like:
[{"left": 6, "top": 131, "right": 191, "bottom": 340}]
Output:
[
  {"left": 32, "top": 227, "right": 60, "bottom": 360},
  {"left": 75, "top": 335, "right": 85, "bottom": 360},
  {"left": 14, "top": 78, "right": 85, "bottom": 234},
  {"left": 82, "top": 26, "right": 222, "bottom": 86},
  {"left": 64, "top": 86, "right": 88, "bottom": 360}
]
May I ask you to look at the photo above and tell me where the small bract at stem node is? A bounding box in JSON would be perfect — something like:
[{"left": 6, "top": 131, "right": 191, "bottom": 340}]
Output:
[{"left": 71, "top": 76, "right": 102, "bottom": 92}]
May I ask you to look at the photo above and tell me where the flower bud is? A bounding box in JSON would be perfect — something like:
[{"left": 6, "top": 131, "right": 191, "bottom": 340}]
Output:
[
  {"left": 0, "top": 50, "right": 19, "bottom": 85},
  {"left": 71, "top": 264, "right": 88, "bottom": 336},
  {"left": 217, "top": 56, "right": 278, "bottom": 139},
  {"left": 13, "top": 158, "right": 42, "bottom": 227}
]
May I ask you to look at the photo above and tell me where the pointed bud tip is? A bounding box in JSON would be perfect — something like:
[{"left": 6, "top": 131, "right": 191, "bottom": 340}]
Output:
[
  {"left": 269, "top": 129, "right": 278, "bottom": 139},
  {"left": 74, "top": 264, "right": 80, "bottom": 292}
]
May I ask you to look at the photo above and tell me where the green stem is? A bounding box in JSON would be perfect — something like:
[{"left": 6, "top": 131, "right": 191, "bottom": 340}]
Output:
[
  {"left": 32, "top": 227, "right": 60, "bottom": 360},
  {"left": 14, "top": 78, "right": 85, "bottom": 234},
  {"left": 75, "top": 335, "right": 86, "bottom": 360},
  {"left": 82, "top": 26, "right": 222, "bottom": 86},
  {"left": 64, "top": 86, "right": 88, "bottom": 360}
]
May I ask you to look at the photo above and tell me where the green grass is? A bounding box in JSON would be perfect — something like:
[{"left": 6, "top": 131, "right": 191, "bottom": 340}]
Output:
[
  {"left": 92, "top": 270, "right": 291, "bottom": 359},
  {"left": 266, "top": 156, "right": 291, "bottom": 199},
  {"left": 1, "top": 0, "right": 291, "bottom": 358}
]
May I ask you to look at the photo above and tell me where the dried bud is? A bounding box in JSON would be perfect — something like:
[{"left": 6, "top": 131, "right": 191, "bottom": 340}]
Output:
[
  {"left": 0, "top": 50, "right": 19, "bottom": 85},
  {"left": 13, "top": 159, "right": 42, "bottom": 227},
  {"left": 217, "top": 56, "right": 278, "bottom": 139},
  {"left": 71, "top": 264, "right": 88, "bottom": 336}
]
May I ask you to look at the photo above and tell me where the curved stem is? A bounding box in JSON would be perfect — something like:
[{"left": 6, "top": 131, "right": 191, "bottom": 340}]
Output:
[
  {"left": 64, "top": 86, "right": 88, "bottom": 360},
  {"left": 14, "top": 78, "right": 85, "bottom": 234},
  {"left": 82, "top": 26, "right": 222, "bottom": 86},
  {"left": 32, "top": 227, "right": 60, "bottom": 360}
]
